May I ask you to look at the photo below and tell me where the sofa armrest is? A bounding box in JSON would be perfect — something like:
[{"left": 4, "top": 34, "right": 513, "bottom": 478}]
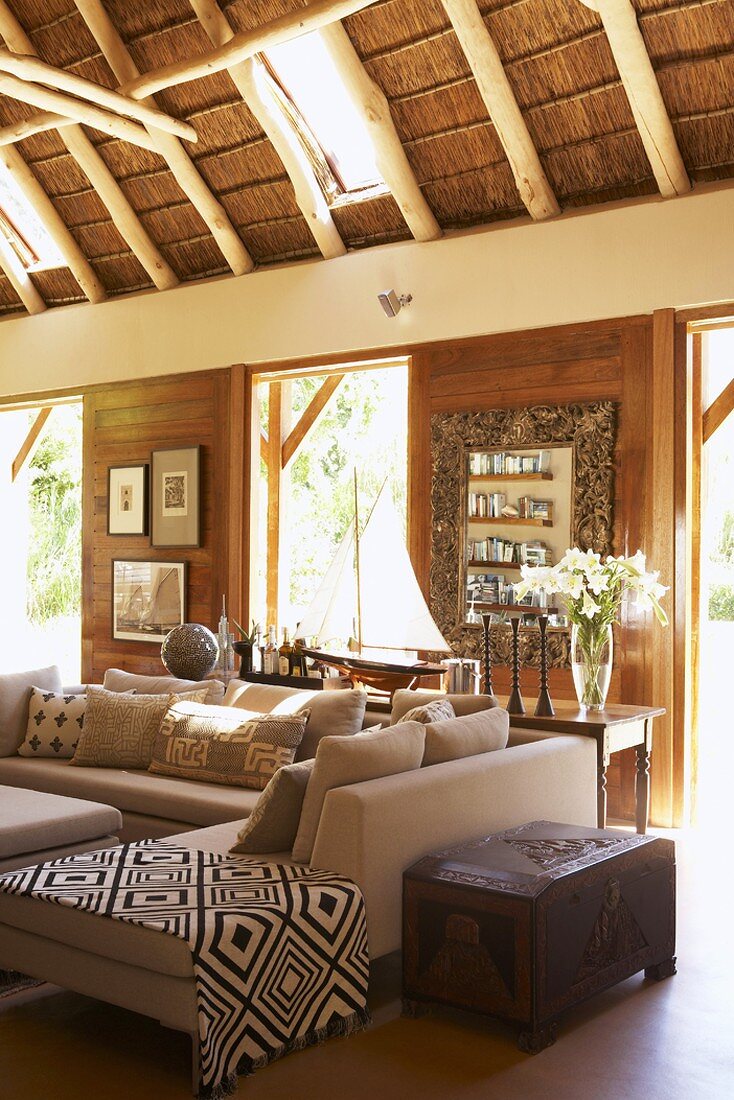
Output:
[{"left": 310, "top": 735, "right": 596, "bottom": 959}]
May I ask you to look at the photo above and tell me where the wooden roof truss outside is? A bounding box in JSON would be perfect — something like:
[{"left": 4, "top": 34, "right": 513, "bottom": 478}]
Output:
[{"left": 0, "top": 0, "right": 729, "bottom": 318}]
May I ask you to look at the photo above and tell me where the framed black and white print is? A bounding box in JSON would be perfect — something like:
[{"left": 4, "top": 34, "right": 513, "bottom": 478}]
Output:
[
  {"left": 112, "top": 559, "right": 187, "bottom": 643},
  {"left": 151, "top": 446, "right": 201, "bottom": 547},
  {"left": 108, "top": 464, "right": 149, "bottom": 536}
]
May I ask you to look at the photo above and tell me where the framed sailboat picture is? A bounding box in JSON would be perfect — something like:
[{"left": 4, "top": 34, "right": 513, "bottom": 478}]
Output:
[{"left": 112, "top": 559, "right": 186, "bottom": 643}]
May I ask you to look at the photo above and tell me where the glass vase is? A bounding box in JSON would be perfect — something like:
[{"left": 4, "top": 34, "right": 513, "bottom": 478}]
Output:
[{"left": 571, "top": 621, "right": 613, "bottom": 711}]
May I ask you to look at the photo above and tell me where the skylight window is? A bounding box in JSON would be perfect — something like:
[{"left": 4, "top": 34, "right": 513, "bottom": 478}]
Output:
[
  {"left": 263, "top": 32, "right": 386, "bottom": 201},
  {"left": 0, "top": 164, "right": 64, "bottom": 271}
]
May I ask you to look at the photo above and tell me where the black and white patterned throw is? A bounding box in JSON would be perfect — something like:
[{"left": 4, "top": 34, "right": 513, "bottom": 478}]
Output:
[{"left": 0, "top": 843, "right": 370, "bottom": 1098}]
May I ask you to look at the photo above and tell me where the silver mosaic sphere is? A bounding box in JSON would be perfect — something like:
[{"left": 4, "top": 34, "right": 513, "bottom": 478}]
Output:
[{"left": 161, "top": 623, "right": 218, "bottom": 680}]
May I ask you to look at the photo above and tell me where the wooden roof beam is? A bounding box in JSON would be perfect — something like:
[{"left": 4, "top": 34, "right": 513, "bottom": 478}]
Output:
[
  {"left": 74, "top": 0, "right": 253, "bottom": 277},
  {"left": 319, "top": 23, "right": 441, "bottom": 242},
  {"left": 441, "top": 0, "right": 559, "bottom": 220},
  {"left": 0, "top": 2, "right": 178, "bottom": 292},
  {"left": 578, "top": 0, "right": 690, "bottom": 197},
  {"left": 120, "top": 1, "right": 382, "bottom": 100},
  {"left": 0, "top": 111, "right": 75, "bottom": 145},
  {"left": 0, "top": 144, "right": 106, "bottom": 302},
  {"left": 0, "top": 232, "right": 46, "bottom": 314},
  {"left": 0, "top": 71, "right": 162, "bottom": 152},
  {"left": 189, "top": 0, "right": 346, "bottom": 261},
  {"left": 0, "top": 48, "right": 197, "bottom": 142}
]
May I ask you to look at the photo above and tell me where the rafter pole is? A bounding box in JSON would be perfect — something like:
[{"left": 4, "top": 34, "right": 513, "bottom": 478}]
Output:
[
  {"left": 441, "top": 0, "right": 559, "bottom": 220},
  {"left": 0, "top": 144, "right": 106, "bottom": 302},
  {"left": 578, "top": 0, "right": 689, "bottom": 197},
  {"left": 189, "top": 0, "right": 346, "bottom": 261},
  {"left": 0, "top": 232, "right": 46, "bottom": 314},
  {"left": 0, "top": 1, "right": 178, "bottom": 292},
  {"left": 0, "top": 48, "right": 197, "bottom": 142},
  {"left": 0, "top": 71, "right": 163, "bottom": 151},
  {"left": 120, "top": 0, "right": 381, "bottom": 100},
  {"left": 12, "top": 406, "right": 52, "bottom": 481},
  {"left": 319, "top": 23, "right": 441, "bottom": 241},
  {"left": 74, "top": 0, "right": 253, "bottom": 277},
  {"left": 0, "top": 111, "right": 76, "bottom": 145},
  {"left": 282, "top": 374, "right": 344, "bottom": 467}
]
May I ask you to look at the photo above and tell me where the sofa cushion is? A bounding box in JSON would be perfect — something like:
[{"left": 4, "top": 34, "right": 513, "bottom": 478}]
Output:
[
  {"left": 103, "top": 667, "right": 225, "bottom": 704},
  {"left": 18, "top": 688, "right": 87, "bottom": 758},
  {"left": 0, "top": 785, "right": 122, "bottom": 859},
  {"left": 422, "top": 708, "right": 510, "bottom": 767},
  {"left": 391, "top": 689, "right": 500, "bottom": 725},
  {"left": 230, "top": 760, "right": 314, "bottom": 855},
  {"left": 0, "top": 756, "right": 261, "bottom": 827},
  {"left": 149, "top": 702, "right": 307, "bottom": 790},
  {"left": 71, "top": 688, "right": 208, "bottom": 769},
  {"left": 292, "top": 722, "right": 425, "bottom": 864},
  {"left": 223, "top": 681, "right": 368, "bottom": 761},
  {"left": 395, "top": 697, "right": 455, "bottom": 725},
  {"left": 0, "top": 665, "right": 63, "bottom": 757}
]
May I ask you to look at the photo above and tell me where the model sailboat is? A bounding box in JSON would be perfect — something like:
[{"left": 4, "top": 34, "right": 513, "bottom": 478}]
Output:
[{"left": 300, "top": 479, "right": 450, "bottom": 692}]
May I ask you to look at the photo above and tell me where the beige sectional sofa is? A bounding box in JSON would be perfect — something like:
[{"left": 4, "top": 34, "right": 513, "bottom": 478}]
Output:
[{"left": 0, "top": 675, "right": 597, "bottom": 1076}]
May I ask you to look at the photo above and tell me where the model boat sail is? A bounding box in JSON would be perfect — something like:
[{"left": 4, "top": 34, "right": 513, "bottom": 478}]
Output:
[{"left": 300, "top": 480, "right": 450, "bottom": 691}]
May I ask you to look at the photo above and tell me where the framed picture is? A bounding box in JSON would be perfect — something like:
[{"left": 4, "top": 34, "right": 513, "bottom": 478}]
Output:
[
  {"left": 151, "top": 446, "right": 200, "bottom": 548},
  {"left": 108, "top": 464, "right": 148, "bottom": 536},
  {"left": 112, "top": 559, "right": 186, "bottom": 643}
]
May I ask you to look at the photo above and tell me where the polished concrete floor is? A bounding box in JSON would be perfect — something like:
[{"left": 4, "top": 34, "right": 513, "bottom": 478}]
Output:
[{"left": 1, "top": 827, "right": 732, "bottom": 1100}]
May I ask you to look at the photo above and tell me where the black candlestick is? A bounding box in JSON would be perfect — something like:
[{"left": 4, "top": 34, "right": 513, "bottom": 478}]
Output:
[
  {"left": 534, "top": 614, "right": 555, "bottom": 717},
  {"left": 506, "top": 616, "right": 526, "bottom": 716},
  {"left": 480, "top": 612, "right": 494, "bottom": 696}
]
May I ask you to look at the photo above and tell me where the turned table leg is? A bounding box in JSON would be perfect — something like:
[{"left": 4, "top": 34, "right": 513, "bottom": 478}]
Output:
[
  {"left": 635, "top": 740, "right": 651, "bottom": 834},
  {"left": 596, "top": 737, "right": 607, "bottom": 829}
]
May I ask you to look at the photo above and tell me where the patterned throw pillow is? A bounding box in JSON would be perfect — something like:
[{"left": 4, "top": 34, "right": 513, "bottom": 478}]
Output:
[
  {"left": 230, "top": 759, "right": 315, "bottom": 855},
  {"left": 149, "top": 701, "right": 308, "bottom": 790},
  {"left": 394, "top": 698, "right": 456, "bottom": 725},
  {"left": 71, "top": 687, "right": 209, "bottom": 769},
  {"left": 18, "top": 688, "right": 87, "bottom": 758}
]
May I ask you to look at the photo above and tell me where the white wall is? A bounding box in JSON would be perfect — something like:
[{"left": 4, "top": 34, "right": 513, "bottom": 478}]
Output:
[{"left": 0, "top": 183, "right": 732, "bottom": 398}]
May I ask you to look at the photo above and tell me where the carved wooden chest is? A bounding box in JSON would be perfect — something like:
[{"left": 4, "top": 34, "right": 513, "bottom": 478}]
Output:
[{"left": 403, "top": 821, "right": 676, "bottom": 1051}]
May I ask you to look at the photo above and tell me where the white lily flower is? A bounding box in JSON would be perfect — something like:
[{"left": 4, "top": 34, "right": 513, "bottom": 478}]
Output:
[
  {"left": 586, "top": 568, "right": 609, "bottom": 595},
  {"left": 561, "top": 548, "right": 587, "bottom": 571},
  {"left": 582, "top": 590, "right": 601, "bottom": 619},
  {"left": 623, "top": 550, "right": 647, "bottom": 576}
]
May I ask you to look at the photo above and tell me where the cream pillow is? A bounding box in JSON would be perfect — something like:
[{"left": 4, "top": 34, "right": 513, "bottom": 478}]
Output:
[
  {"left": 422, "top": 708, "right": 509, "bottom": 767},
  {"left": 149, "top": 701, "right": 307, "bottom": 790},
  {"left": 291, "top": 721, "right": 426, "bottom": 864},
  {"left": 103, "top": 667, "right": 225, "bottom": 705},
  {"left": 19, "top": 688, "right": 87, "bottom": 758},
  {"left": 71, "top": 687, "right": 208, "bottom": 769},
  {"left": 223, "top": 681, "right": 367, "bottom": 762},
  {"left": 390, "top": 689, "right": 500, "bottom": 724},
  {"left": 230, "top": 759, "right": 315, "bottom": 854},
  {"left": 395, "top": 698, "right": 455, "bottom": 725}
]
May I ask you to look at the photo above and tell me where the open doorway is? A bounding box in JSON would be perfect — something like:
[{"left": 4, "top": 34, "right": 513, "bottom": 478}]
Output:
[
  {"left": 0, "top": 400, "right": 83, "bottom": 682},
  {"left": 691, "top": 324, "right": 734, "bottom": 829}
]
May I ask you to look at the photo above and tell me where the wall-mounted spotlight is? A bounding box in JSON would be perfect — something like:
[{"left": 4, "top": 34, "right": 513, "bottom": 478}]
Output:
[{"left": 377, "top": 289, "right": 413, "bottom": 318}]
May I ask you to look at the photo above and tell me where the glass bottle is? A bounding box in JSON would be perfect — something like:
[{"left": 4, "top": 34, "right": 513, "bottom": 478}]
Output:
[{"left": 278, "top": 628, "right": 293, "bottom": 677}]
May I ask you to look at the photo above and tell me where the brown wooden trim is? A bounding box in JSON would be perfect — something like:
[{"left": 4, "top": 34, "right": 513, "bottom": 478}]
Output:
[
  {"left": 265, "top": 380, "right": 283, "bottom": 629},
  {"left": 648, "top": 308, "right": 676, "bottom": 828},
  {"left": 281, "top": 374, "right": 343, "bottom": 467},
  {"left": 81, "top": 392, "right": 96, "bottom": 683},
  {"left": 676, "top": 302, "right": 734, "bottom": 325},
  {"left": 0, "top": 366, "right": 226, "bottom": 409},
  {"left": 11, "top": 405, "right": 52, "bottom": 481},
  {"left": 243, "top": 366, "right": 261, "bottom": 628},
  {"left": 703, "top": 376, "right": 734, "bottom": 443},
  {"left": 407, "top": 352, "right": 430, "bottom": 600},
  {"left": 226, "top": 364, "right": 247, "bottom": 628},
  {"left": 688, "top": 331, "right": 704, "bottom": 822},
  {"left": 673, "top": 319, "right": 690, "bottom": 827}
]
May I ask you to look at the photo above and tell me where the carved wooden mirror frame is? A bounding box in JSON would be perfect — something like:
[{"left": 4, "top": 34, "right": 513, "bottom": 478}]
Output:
[{"left": 430, "top": 402, "right": 617, "bottom": 668}]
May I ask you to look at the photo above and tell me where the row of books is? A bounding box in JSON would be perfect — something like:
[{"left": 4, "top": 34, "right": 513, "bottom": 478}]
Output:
[
  {"left": 468, "top": 491, "right": 506, "bottom": 518},
  {"left": 469, "top": 450, "right": 552, "bottom": 476},
  {"left": 468, "top": 539, "right": 551, "bottom": 565},
  {"left": 518, "top": 496, "right": 553, "bottom": 521},
  {"left": 466, "top": 575, "right": 519, "bottom": 606}
]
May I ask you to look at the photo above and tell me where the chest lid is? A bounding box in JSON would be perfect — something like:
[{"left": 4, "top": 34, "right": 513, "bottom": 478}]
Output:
[{"left": 406, "top": 821, "right": 673, "bottom": 899}]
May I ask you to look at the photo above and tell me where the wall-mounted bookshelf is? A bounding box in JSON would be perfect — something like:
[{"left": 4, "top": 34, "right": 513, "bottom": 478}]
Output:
[
  {"left": 469, "top": 473, "right": 553, "bottom": 483},
  {"left": 468, "top": 517, "right": 553, "bottom": 528}
]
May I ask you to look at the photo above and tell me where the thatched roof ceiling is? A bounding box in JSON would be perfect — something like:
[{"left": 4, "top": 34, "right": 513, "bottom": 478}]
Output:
[{"left": 0, "top": 0, "right": 731, "bottom": 316}]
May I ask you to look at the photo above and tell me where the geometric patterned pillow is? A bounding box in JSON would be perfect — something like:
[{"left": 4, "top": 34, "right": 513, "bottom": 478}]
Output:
[
  {"left": 18, "top": 688, "right": 87, "bottom": 758},
  {"left": 149, "top": 701, "right": 308, "bottom": 790},
  {"left": 71, "top": 687, "right": 209, "bottom": 770}
]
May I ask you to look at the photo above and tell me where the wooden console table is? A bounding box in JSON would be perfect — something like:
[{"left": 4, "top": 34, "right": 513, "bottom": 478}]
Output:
[{"left": 509, "top": 704, "right": 666, "bottom": 834}]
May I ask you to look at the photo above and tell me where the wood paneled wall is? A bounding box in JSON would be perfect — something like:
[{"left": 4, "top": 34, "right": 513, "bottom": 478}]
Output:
[
  {"left": 406, "top": 314, "right": 677, "bottom": 824},
  {"left": 81, "top": 367, "right": 245, "bottom": 685}
]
